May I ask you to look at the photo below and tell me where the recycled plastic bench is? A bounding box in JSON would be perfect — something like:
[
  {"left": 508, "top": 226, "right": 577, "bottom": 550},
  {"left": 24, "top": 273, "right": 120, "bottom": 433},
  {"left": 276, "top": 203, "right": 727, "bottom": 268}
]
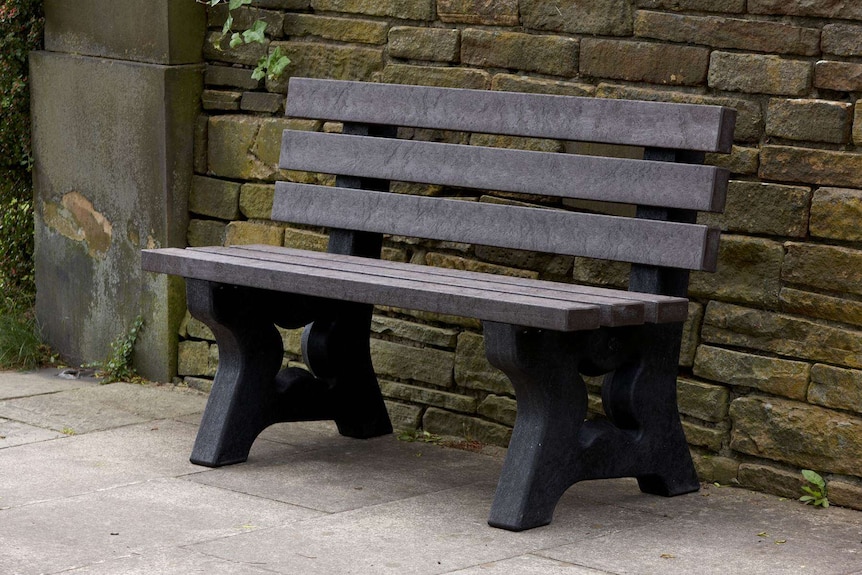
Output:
[{"left": 142, "top": 77, "right": 736, "bottom": 531}]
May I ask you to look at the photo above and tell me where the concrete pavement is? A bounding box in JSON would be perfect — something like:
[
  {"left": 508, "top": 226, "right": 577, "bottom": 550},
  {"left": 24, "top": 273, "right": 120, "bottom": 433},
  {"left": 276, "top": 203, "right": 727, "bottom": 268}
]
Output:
[{"left": 1, "top": 369, "right": 861, "bottom": 575}]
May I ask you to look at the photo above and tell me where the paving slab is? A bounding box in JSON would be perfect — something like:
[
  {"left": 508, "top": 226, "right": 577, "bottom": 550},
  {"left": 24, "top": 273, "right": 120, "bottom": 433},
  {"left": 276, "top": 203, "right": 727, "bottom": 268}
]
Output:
[
  {"left": 189, "top": 434, "right": 501, "bottom": 513},
  {"left": 0, "top": 417, "right": 64, "bottom": 448},
  {"left": 0, "top": 368, "right": 99, "bottom": 399},
  {"left": 0, "top": 477, "right": 321, "bottom": 575},
  {"left": 0, "top": 381, "right": 206, "bottom": 434},
  {"left": 445, "top": 555, "right": 609, "bottom": 575},
  {"left": 62, "top": 546, "right": 277, "bottom": 575},
  {"left": 0, "top": 420, "right": 203, "bottom": 508},
  {"left": 187, "top": 481, "right": 665, "bottom": 575}
]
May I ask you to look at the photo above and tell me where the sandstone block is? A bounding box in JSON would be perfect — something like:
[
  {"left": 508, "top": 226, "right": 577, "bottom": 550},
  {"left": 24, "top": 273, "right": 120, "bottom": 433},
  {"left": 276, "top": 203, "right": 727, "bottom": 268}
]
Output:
[
  {"left": 766, "top": 99, "right": 853, "bottom": 144},
  {"left": 187, "top": 219, "right": 226, "bottom": 247},
  {"left": 178, "top": 340, "right": 211, "bottom": 377},
  {"left": 438, "top": 0, "right": 519, "bottom": 25},
  {"left": 827, "top": 478, "right": 862, "bottom": 511},
  {"left": 208, "top": 5, "right": 283, "bottom": 37},
  {"left": 252, "top": 117, "right": 296, "bottom": 168},
  {"left": 461, "top": 29, "right": 578, "bottom": 77},
  {"left": 595, "top": 83, "right": 763, "bottom": 142},
  {"left": 572, "top": 257, "right": 630, "bottom": 289},
  {"left": 682, "top": 420, "right": 724, "bottom": 452},
  {"left": 704, "top": 146, "right": 759, "bottom": 175},
  {"left": 279, "top": 327, "right": 302, "bottom": 356},
  {"left": 454, "top": 331, "right": 512, "bottom": 394},
  {"left": 241, "top": 92, "right": 283, "bottom": 114},
  {"left": 703, "top": 301, "right": 862, "bottom": 369},
  {"left": 780, "top": 288, "right": 862, "bottom": 328},
  {"left": 679, "top": 302, "right": 702, "bottom": 367},
  {"left": 378, "top": 64, "right": 490, "bottom": 89},
  {"left": 748, "top": 0, "right": 862, "bottom": 20},
  {"left": 284, "top": 14, "right": 389, "bottom": 44},
  {"left": 809, "top": 364, "right": 862, "bottom": 414},
  {"left": 310, "top": 0, "right": 434, "bottom": 20},
  {"left": 782, "top": 242, "right": 862, "bottom": 297},
  {"left": 810, "top": 187, "right": 862, "bottom": 241},
  {"left": 691, "top": 454, "right": 739, "bottom": 485},
  {"left": 738, "top": 463, "right": 804, "bottom": 499},
  {"left": 855, "top": 103, "right": 862, "bottom": 146},
  {"left": 708, "top": 52, "right": 811, "bottom": 96},
  {"left": 371, "top": 316, "right": 458, "bottom": 348},
  {"left": 521, "top": 0, "right": 634, "bottom": 35},
  {"left": 370, "top": 339, "right": 454, "bottom": 387},
  {"left": 474, "top": 245, "right": 572, "bottom": 280},
  {"left": 202, "top": 89, "right": 241, "bottom": 111},
  {"left": 283, "top": 227, "right": 328, "bottom": 251},
  {"left": 184, "top": 377, "right": 214, "bottom": 393},
  {"left": 389, "top": 27, "right": 460, "bottom": 63},
  {"left": 385, "top": 400, "right": 423, "bottom": 431},
  {"left": 822, "top": 24, "right": 862, "bottom": 57},
  {"left": 185, "top": 314, "right": 215, "bottom": 341},
  {"left": 730, "top": 396, "right": 862, "bottom": 477},
  {"left": 203, "top": 31, "right": 268, "bottom": 67},
  {"left": 189, "top": 176, "right": 241, "bottom": 220},
  {"left": 267, "top": 42, "right": 382, "bottom": 93},
  {"left": 224, "top": 221, "right": 284, "bottom": 246},
  {"left": 208, "top": 115, "right": 262, "bottom": 180},
  {"left": 422, "top": 407, "right": 512, "bottom": 446},
  {"left": 693, "top": 345, "right": 809, "bottom": 400},
  {"left": 697, "top": 181, "right": 810, "bottom": 238},
  {"left": 677, "top": 377, "right": 729, "bottom": 423},
  {"left": 239, "top": 184, "right": 275, "bottom": 220},
  {"left": 379, "top": 380, "right": 476, "bottom": 413},
  {"left": 581, "top": 39, "right": 708, "bottom": 86},
  {"left": 477, "top": 394, "right": 517, "bottom": 427},
  {"left": 491, "top": 74, "right": 595, "bottom": 97},
  {"left": 205, "top": 64, "right": 262, "bottom": 90},
  {"left": 814, "top": 61, "right": 862, "bottom": 92},
  {"left": 635, "top": 11, "right": 819, "bottom": 56},
  {"left": 637, "top": 0, "right": 746, "bottom": 12},
  {"left": 760, "top": 145, "right": 862, "bottom": 189},
  {"left": 689, "top": 235, "right": 784, "bottom": 307},
  {"left": 257, "top": 0, "right": 310, "bottom": 7}
]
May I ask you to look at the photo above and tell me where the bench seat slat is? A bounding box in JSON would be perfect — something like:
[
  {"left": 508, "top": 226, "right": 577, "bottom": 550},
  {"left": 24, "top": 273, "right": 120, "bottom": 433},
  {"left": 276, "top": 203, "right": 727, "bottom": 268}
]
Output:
[
  {"left": 273, "top": 183, "right": 721, "bottom": 272},
  {"left": 279, "top": 131, "right": 728, "bottom": 212},
  {"left": 143, "top": 248, "right": 607, "bottom": 331},
  {"left": 231, "top": 245, "right": 689, "bottom": 324},
  {"left": 197, "top": 246, "right": 644, "bottom": 326},
  {"left": 287, "top": 78, "right": 736, "bottom": 153}
]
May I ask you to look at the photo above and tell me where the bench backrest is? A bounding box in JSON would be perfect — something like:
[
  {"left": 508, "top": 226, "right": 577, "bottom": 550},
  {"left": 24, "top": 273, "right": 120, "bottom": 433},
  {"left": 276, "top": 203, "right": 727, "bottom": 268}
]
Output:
[{"left": 275, "top": 77, "right": 736, "bottom": 296}]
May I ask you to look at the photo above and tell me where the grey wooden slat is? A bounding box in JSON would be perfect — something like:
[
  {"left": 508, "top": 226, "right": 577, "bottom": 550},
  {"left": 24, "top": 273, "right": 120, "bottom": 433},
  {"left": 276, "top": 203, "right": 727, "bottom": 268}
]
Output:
[
  {"left": 273, "top": 183, "right": 720, "bottom": 271},
  {"left": 279, "top": 130, "right": 728, "bottom": 212},
  {"left": 287, "top": 77, "right": 737, "bottom": 153},
  {"left": 230, "top": 245, "right": 690, "bottom": 323},
  {"left": 141, "top": 248, "right": 602, "bottom": 331},
  {"left": 194, "top": 246, "right": 645, "bottom": 327}
]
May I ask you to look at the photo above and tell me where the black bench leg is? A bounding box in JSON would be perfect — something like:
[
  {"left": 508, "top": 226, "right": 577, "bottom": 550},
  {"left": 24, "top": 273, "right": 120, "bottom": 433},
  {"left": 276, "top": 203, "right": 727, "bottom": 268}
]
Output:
[
  {"left": 186, "top": 279, "right": 285, "bottom": 467},
  {"left": 483, "top": 322, "right": 589, "bottom": 531},
  {"left": 602, "top": 322, "right": 700, "bottom": 498},
  {"left": 302, "top": 302, "right": 393, "bottom": 439},
  {"left": 483, "top": 321, "right": 699, "bottom": 531}
]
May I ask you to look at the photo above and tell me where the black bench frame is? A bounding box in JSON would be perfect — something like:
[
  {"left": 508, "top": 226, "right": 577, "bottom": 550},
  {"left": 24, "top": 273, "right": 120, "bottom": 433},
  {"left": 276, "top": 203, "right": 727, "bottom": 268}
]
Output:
[{"left": 143, "top": 78, "right": 736, "bottom": 531}]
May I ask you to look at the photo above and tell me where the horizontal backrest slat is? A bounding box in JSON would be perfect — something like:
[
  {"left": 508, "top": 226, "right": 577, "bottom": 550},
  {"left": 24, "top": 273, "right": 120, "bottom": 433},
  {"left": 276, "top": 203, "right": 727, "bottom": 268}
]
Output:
[
  {"left": 273, "top": 183, "right": 720, "bottom": 271},
  {"left": 279, "top": 131, "right": 728, "bottom": 212},
  {"left": 287, "top": 78, "right": 736, "bottom": 153}
]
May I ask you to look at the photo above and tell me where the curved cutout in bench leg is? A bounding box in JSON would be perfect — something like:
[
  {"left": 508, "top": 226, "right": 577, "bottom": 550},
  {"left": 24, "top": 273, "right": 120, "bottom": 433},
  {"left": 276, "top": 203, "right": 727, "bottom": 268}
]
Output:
[
  {"left": 302, "top": 303, "right": 393, "bottom": 439},
  {"left": 483, "top": 322, "right": 589, "bottom": 531},
  {"left": 186, "top": 279, "right": 286, "bottom": 467},
  {"left": 602, "top": 322, "right": 700, "bottom": 497}
]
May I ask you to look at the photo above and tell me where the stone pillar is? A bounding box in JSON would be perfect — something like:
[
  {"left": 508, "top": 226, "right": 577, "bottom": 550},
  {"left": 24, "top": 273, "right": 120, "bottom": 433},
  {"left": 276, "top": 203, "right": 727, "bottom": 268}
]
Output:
[{"left": 30, "top": 0, "right": 205, "bottom": 381}]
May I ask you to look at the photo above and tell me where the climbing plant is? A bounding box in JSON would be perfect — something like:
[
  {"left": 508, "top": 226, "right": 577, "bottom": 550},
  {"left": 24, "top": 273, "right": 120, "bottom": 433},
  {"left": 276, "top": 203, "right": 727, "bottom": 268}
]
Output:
[{"left": 199, "top": 0, "right": 290, "bottom": 80}]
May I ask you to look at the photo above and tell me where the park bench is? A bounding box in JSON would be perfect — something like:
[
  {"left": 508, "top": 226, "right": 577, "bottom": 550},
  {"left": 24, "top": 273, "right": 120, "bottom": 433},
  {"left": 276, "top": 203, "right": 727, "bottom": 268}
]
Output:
[{"left": 142, "top": 77, "right": 736, "bottom": 531}]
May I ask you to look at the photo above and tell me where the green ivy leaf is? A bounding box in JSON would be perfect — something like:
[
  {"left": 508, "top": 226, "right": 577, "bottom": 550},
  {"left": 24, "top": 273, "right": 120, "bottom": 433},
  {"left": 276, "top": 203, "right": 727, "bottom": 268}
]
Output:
[
  {"left": 228, "top": 0, "right": 251, "bottom": 9},
  {"left": 243, "top": 20, "right": 268, "bottom": 44},
  {"left": 221, "top": 13, "right": 233, "bottom": 37},
  {"left": 229, "top": 32, "right": 244, "bottom": 49}
]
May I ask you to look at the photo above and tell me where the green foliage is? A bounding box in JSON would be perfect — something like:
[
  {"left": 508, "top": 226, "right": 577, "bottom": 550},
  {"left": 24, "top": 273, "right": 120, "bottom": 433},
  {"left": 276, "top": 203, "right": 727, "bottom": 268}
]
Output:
[
  {"left": 397, "top": 429, "right": 443, "bottom": 445},
  {"left": 89, "top": 316, "right": 144, "bottom": 384},
  {"left": 200, "top": 0, "right": 290, "bottom": 81},
  {"left": 800, "top": 469, "right": 829, "bottom": 508},
  {"left": 0, "top": 302, "right": 46, "bottom": 370}
]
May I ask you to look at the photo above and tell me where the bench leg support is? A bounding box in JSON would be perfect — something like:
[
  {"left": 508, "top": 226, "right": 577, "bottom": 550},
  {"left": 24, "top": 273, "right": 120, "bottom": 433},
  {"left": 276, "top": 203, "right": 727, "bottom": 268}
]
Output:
[{"left": 483, "top": 321, "right": 698, "bottom": 531}]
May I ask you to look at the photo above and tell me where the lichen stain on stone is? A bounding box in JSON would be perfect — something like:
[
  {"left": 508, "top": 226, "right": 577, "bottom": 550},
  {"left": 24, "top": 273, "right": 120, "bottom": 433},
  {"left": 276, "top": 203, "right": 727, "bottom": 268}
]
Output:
[{"left": 42, "top": 191, "right": 113, "bottom": 259}]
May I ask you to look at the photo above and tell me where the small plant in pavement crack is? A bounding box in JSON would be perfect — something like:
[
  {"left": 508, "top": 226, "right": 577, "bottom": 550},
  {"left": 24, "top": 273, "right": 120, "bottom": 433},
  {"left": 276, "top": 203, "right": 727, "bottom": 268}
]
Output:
[{"left": 800, "top": 469, "right": 829, "bottom": 508}]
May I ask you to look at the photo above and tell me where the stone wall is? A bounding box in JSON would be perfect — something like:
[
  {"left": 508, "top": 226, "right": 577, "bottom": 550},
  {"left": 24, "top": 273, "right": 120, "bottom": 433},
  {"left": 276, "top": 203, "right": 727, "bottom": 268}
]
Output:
[{"left": 183, "top": 0, "right": 862, "bottom": 507}]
